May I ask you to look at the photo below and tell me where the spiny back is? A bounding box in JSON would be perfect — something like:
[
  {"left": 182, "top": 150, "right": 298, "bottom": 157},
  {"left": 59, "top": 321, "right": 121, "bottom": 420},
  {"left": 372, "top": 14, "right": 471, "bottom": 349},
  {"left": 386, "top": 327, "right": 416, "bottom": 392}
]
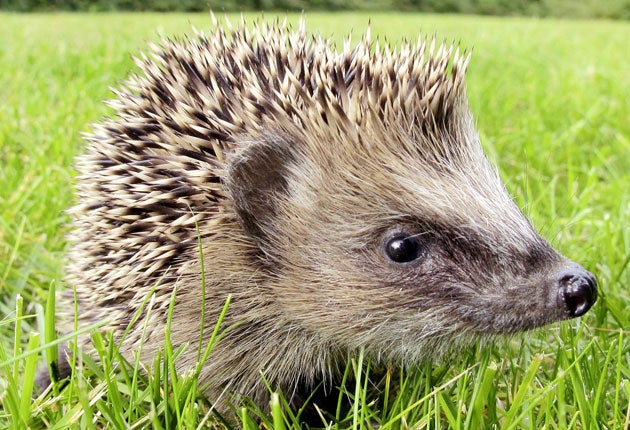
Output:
[{"left": 69, "top": 19, "right": 472, "bottom": 307}]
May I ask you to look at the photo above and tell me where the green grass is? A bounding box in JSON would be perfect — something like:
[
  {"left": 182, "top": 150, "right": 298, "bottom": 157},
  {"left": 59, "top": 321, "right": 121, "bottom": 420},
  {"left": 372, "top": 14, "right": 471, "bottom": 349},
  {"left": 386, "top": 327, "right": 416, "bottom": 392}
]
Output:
[{"left": 1, "top": 11, "right": 629, "bottom": 429}]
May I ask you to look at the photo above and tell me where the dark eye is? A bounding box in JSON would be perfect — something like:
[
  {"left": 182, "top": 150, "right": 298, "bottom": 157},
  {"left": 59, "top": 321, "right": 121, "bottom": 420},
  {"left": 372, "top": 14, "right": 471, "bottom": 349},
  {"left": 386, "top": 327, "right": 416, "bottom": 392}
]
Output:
[{"left": 385, "top": 234, "right": 424, "bottom": 263}]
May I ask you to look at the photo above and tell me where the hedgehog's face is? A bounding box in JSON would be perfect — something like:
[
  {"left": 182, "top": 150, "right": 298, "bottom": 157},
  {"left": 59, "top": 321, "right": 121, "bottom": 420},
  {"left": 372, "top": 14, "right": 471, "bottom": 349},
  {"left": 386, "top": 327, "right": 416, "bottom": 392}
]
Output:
[{"left": 227, "top": 116, "right": 597, "bottom": 362}]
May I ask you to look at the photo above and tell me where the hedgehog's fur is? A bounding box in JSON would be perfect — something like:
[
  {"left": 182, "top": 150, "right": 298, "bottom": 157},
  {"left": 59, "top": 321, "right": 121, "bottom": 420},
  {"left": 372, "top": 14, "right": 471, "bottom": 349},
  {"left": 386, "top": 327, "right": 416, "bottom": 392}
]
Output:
[{"left": 53, "top": 16, "right": 596, "bottom": 416}]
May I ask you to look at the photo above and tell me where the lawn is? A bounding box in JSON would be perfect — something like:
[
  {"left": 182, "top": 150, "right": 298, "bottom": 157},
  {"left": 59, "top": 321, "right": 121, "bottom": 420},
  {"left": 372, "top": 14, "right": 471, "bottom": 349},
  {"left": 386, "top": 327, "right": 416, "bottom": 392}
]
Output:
[{"left": 0, "top": 12, "right": 628, "bottom": 429}]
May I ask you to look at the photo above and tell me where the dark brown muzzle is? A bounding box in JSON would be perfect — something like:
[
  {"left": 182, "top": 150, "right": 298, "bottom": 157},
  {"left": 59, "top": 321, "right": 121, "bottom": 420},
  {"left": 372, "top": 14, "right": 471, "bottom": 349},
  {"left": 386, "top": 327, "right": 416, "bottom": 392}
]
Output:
[{"left": 557, "top": 264, "right": 598, "bottom": 317}]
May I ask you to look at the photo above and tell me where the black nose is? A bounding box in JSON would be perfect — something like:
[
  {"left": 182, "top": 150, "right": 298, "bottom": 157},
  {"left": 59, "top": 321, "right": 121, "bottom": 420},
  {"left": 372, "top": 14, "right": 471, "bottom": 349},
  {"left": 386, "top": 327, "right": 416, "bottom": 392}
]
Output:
[{"left": 558, "top": 265, "right": 598, "bottom": 317}]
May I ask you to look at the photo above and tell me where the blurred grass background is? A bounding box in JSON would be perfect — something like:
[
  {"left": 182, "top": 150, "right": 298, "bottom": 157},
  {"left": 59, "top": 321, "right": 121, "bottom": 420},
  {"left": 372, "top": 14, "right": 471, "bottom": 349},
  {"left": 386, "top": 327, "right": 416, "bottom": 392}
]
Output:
[{"left": 0, "top": 0, "right": 629, "bottom": 19}]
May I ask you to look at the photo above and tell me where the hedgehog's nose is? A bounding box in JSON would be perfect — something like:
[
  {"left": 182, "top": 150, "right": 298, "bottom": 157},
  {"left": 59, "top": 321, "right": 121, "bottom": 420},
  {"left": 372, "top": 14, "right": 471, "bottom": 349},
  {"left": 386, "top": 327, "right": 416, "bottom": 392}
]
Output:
[{"left": 558, "top": 264, "right": 598, "bottom": 317}]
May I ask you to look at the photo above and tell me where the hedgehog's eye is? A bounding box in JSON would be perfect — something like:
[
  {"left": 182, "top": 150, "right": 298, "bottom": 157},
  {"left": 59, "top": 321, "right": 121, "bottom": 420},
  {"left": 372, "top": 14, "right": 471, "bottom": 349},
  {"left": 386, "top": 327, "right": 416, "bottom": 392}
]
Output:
[{"left": 385, "top": 234, "right": 424, "bottom": 264}]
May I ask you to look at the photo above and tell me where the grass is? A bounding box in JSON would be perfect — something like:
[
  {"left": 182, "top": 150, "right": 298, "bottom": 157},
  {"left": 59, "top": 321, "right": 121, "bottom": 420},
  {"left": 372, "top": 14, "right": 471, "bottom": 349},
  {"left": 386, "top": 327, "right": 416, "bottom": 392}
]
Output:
[{"left": 0, "top": 11, "right": 629, "bottom": 429}]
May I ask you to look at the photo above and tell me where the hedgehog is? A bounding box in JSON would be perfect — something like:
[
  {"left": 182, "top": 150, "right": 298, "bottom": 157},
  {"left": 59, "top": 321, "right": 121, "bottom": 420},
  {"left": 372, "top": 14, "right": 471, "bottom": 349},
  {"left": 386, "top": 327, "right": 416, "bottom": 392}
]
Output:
[{"left": 43, "top": 17, "right": 597, "bottom": 419}]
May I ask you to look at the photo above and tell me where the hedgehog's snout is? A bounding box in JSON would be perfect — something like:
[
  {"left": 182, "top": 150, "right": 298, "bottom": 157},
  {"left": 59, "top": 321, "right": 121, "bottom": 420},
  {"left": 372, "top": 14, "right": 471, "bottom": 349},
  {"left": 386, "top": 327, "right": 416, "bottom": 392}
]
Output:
[{"left": 557, "top": 264, "right": 598, "bottom": 317}]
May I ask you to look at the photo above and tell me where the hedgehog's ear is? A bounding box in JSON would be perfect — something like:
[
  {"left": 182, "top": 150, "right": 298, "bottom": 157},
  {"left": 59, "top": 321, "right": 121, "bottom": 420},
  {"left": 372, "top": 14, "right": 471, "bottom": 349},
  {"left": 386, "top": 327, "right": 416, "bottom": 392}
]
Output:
[{"left": 226, "top": 132, "right": 298, "bottom": 246}]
